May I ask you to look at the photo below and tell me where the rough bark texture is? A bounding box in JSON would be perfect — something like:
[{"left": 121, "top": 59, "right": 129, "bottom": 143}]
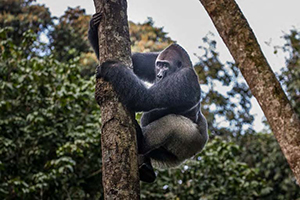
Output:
[
  {"left": 199, "top": 0, "right": 300, "bottom": 184},
  {"left": 93, "top": 0, "right": 140, "bottom": 199}
]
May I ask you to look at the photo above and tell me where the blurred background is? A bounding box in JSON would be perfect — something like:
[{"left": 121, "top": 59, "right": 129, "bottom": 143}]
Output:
[{"left": 0, "top": 0, "right": 299, "bottom": 199}]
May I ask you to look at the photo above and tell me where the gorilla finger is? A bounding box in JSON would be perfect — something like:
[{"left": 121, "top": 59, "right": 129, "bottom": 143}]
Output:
[
  {"left": 92, "top": 13, "right": 102, "bottom": 26},
  {"left": 96, "top": 65, "right": 102, "bottom": 79}
]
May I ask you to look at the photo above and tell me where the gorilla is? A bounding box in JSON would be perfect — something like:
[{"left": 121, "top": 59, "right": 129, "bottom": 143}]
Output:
[{"left": 88, "top": 13, "right": 208, "bottom": 183}]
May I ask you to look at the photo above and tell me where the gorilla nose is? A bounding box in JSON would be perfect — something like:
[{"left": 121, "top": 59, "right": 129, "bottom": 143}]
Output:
[{"left": 157, "top": 74, "right": 163, "bottom": 79}]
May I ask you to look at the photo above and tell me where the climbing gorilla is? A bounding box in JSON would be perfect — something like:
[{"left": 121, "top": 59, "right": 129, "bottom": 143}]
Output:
[{"left": 88, "top": 13, "right": 208, "bottom": 183}]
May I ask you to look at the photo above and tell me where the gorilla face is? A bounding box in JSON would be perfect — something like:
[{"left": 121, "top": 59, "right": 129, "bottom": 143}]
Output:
[
  {"left": 155, "top": 43, "right": 192, "bottom": 83},
  {"left": 155, "top": 60, "right": 179, "bottom": 82}
]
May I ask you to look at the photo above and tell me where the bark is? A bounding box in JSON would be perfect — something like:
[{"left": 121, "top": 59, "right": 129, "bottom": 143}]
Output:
[
  {"left": 92, "top": 0, "right": 140, "bottom": 199},
  {"left": 199, "top": 0, "right": 300, "bottom": 184}
]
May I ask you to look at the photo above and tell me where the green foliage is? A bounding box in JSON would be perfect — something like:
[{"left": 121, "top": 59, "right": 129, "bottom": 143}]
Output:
[
  {"left": 195, "top": 35, "right": 254, "bottom": 137},
  {"left": 48, "top": 7, "right": 98, "bottom": 78},
  {"left": 49, "top": 7, "right": 92, "bottom": 63},
  {"left": 239, "top": 133, "right": 300, "bottom": 200},
  {"left": 0, "top": 28, "right": 102, "bottom": 199},
  {"left": 0, "top": 0, "right": 52, "bottom": 47},
  {"left": 278, "top": 29, "right": 300, "bottom": 115},
  {"left": 141, "top": 137, "right": 268, "bottom": 200}
]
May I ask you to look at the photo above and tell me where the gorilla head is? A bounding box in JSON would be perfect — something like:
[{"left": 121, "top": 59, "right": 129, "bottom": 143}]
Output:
[{"left": 155, "top": 44, "right": 193, "bottom": 82}]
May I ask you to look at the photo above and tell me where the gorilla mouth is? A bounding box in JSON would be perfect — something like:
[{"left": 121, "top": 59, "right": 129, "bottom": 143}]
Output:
[
  {"left": 156, "top": 72, "right": 166, "bottom": 82},
  {"left": 156, "top": 76, "right": 164, "bottom": 82}
]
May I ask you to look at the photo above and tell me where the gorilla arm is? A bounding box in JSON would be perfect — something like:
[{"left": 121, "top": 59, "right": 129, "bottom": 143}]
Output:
[
  {"left": 88, "top": 13, "right": 158, "bottom": 83},
  {"left": 97, "top": 61, "right": 200, "bottom": 112},
  {"left": 88, "top": 13, "right": 101, "bottom": 59},
  {"left": 132, "top": 52, "right": 158, "bottom": 83}
]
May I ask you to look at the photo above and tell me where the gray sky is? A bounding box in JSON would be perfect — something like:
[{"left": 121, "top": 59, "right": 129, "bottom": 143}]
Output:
[{"left": 38, "top": 0, "right": 300, "bottom": 131}]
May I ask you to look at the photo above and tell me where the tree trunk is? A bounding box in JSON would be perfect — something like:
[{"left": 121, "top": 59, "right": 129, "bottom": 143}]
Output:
[
  {"left": 199, "top": 0, "right": 300, "bottom": 184},
  {"left": 92, "top": 0, "right": 140, "bottom": 199}
]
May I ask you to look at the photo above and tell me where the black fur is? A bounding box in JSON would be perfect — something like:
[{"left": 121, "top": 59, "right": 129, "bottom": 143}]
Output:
[
  {"left": 132, "top": 52, "right": 158, "bottom": 83},
  {"left": 98, "top": 60, "right": 200, "bottom": 112},
  {"left": 88, "top": 13, "right": 101, "bottom": 59},
  {"left": 89, "top": 13, "right": 208, "bottom": 182}
]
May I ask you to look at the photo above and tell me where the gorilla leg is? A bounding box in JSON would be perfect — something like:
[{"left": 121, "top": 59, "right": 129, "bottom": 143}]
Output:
[
  {"left": 141, "top": 114, "right": 208, "bottom": 168},
  {"left": 134, "top": 119, "right": 156, "bottom": 183}
]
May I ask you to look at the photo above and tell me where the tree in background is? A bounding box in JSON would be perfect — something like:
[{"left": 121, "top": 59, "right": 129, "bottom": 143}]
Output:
[
  {"left": 48, "top": 6, "right": 98, "bottom": 78},
  {"left": 0, "top": 0, "right": 51, "bottom": 55},
  {"left": 279, "top": 29, "right": 300, "bottom": 115},
  {"left": 239, "top": 133, "right": 300, "bottom": 200},
  {"left": 0, "top": 27, "right": 102, "bottom": 199},
  {"left": 49, "top": 7, "right": 91, "bottom": 62},
  {"left": 230, "top": 28, "right": 300, "bottom": 200},
  {"left": 238, "top": 27, "right": 300, "bottom": 199},
  {"left": 0, "top": 0, "right": 51, "bottom": 41},
  {"left": 129, "top": 18, "right": 173, "bottom": 53},
  {"left": 200, "top": 0, "right": 300, "bottom": 183},
  {"left": 194, "top": 35, "right": 254, "bottom": 138}
]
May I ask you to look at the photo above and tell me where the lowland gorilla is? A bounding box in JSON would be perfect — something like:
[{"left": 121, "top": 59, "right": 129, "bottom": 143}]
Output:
[{"left": 89, "top": 13, "right": 208, "bottom": 182}]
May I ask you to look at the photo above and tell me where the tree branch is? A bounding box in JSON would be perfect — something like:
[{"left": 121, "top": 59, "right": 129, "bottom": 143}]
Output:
[{"left": 199, "top": 0, "right": 300, "bottom": 184}]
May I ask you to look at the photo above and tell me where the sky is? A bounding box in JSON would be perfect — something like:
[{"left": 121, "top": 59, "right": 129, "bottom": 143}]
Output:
[{"left": 38, "top": 0, "right": 300, "bottom": 132}]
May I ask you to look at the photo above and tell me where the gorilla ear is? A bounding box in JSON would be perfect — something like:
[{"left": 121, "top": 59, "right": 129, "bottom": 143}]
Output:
[
  {"left": 177, "top": 61, "right": 182, "bottom": 68},
  {"left": 161, "top": 44, "right": 193, "bottom": 68}
]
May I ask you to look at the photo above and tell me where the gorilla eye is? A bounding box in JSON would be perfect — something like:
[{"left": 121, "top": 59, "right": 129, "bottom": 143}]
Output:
[{"left": 157, "top": 62, "right": 169, "bottom": 68}]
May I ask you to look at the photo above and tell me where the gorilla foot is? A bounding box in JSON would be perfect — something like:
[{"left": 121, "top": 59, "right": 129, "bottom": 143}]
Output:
[{"left": 139, "top": 161, "right": 156, "bottom": 183}]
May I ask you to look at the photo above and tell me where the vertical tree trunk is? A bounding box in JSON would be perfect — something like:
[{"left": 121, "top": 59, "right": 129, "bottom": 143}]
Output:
[
  {"left": 199, "top": 0, "right": 300, "bottom": 184},
  {"left": 92, "top": 0, "right": 140, "bottom": 199}
]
